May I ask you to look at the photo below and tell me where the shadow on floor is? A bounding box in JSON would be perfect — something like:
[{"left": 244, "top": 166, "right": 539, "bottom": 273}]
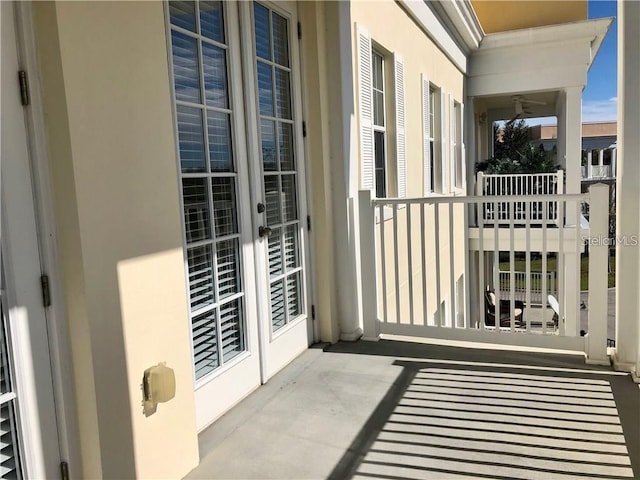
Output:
[{"left": 326, "top": 340, "right": 639, "bottom": 480}]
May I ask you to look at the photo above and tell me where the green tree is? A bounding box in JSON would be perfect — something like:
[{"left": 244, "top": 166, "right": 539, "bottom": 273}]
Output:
[{"left": 476, "top": 119, "right": 560, "bottom": 174}]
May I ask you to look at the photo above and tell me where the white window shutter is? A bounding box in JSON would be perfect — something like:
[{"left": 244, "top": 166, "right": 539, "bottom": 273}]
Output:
[
  {"left": 460, "top": 102, "right": 466, "bottom": 191},
  {"left": 422, "top": 74, "right": 431, "bottom": 196},
  {"left": 449, "top": 94, "right": 455, "bottom": 192},
  {"left": 440, "top": 89, "right": 447, "bottom": 193},
  {"left": 394, "top": 54, "right": 406, "bottom": 198},
  {"left": 357, "top": 25, "right": 374, "bottom": 192}
]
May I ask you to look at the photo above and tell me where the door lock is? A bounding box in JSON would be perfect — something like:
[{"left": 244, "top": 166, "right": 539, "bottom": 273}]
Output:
[
  {"left": 258, "top": 226, "right": 272, "bottom": 238},
  {"left": 257, "top": 202, "right": 266, "bottom": 214}
]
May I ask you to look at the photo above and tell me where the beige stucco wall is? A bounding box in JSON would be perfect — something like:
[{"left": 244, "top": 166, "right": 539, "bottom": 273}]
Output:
[
  {"left": 34, "top": 2, "right": 199, "bottom": 478},
  {"left": 351, "top": 1, "right": 467, "bottom": 327},
  {"left": 472, "top": 0, "right": 588, "bottom": 34}
]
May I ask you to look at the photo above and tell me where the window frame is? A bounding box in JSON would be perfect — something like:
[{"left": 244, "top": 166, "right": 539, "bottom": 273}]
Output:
[{"left": 372, "top": 48, "right": 388, "bottom": 199}]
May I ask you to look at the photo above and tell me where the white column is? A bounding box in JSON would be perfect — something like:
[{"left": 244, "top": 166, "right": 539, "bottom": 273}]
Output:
[
  {"left": 562, "top": 86, "right": 582, "bottom": 337},
  {"left": 615, "top": 0, "right": 640, "bottom": 378},
  {"left": 598, "top": 148, "right": 604, "bottom": 167},
  {"left": 587, "top": 150, "right": 593, "bottom": 178},
  {"left": 325, "top": 2, "right": 363, "bottom": 341}
]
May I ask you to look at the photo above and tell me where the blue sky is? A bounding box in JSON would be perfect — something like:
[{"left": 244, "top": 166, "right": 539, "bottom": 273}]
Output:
[
  {"left": 527, "top": 0, "right": 617, "bottom": 125},
  {"left": 583, "top": 0, "right": 617, "bottom": 122}
]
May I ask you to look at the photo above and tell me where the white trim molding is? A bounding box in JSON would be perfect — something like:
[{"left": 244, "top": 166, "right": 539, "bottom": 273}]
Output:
[{"left": 397, "top": 0, "right": 468, "bottom": 73}]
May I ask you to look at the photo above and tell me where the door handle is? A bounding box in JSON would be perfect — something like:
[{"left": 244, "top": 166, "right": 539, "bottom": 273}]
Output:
[{"left": 258, "top": 226, "right": 272, "bottom": 238}]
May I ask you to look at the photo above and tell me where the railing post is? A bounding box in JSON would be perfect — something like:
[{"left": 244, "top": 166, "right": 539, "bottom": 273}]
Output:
[
  {"left": 359, "top": 190, "right": 379, "bottom": 341},
  {"left": 586, "top": 183, "right": 610, "bottom": 364}
]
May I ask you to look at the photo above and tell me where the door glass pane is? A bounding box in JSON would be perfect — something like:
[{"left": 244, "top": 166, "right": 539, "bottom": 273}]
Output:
[
  {"left": 278, "top": 122, "right": 294, "bottom": 171},
  {"left": 274, "top": 70, "right": 291, "bottom": 120},
  {"left": 281, "top": 174, "right": 297, "bottom": 222},
  {"left": 170, "top": 1, "right": 196, "bottom": 31},
  {"left": 207, "top": 111, "right": 233, "bottom": 171},
  {"left": 268, "top": 228, "right": 283, "bottom": 277},
  {"left": 200, "top": 1, "right": 224, "bottom": 43},
  {"left": 257, "top": 62, "right": 274, "bottom": 117},
  {"left": 177, "top": 105, "right": 206, "bottom": 173},
  {"left": 261, "top": 120, "right": 277, "bottom": 171},
  {"left": 270, "top": 280, "right": 286, "bottom": 331},
  {"left": 171, "top": 31, "right": 201, "bottom": 104},
  {"left": 219, "top": 299, "right": 244, "bottom": 362},
  {"left": 182, "top": 178, "right": 211, "bottom": 242},
  {"left": 253, "top": 3, "right": 271, "bottom": 61},
  {"left": 192, "top": 310, "right": 219, "bottom": 379},
  {"left": 283, "top": 226, "right": 298, "bottom": 270},
  {"left": 202, "top": 43, "right": 228, "bottom": 109},
  {"left": 0, "top": 402, "right": 23, "bottom": 480},
  {"left": 188, "top": 245, "right": 215, "bottom": 311},
  {"left": 216, "top": 239, "right": 239, "bottom": 300},
  {"left": 286, "top": 272, "right": 302, "bottom": 318},
  {"left": 211, "top": 177, "right": 238, "bottom": 236},
  {"left": 0, "top": 296, "right": 23, "bottom": 480},
  {"left": 263, "top": 175, "right": 281, "bottom": 225},
  {"left": 272, "top": 12, "right": 289, "bottom": 67}
]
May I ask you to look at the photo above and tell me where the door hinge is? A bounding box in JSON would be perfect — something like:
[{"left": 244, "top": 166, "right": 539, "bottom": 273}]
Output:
[
  {"left": 297, "top": 22, "right": 302, "bottom": 40},
  {"left": 60, "top": 461, "right": 69, "bottom": 480},
  {"left": 18, "top": 70, "right": 30, "bottom": 106},
  {"left": 40, "top": 274, "right": 51, "bottom": 308},
  {"left": 311, "top": 305, "right": 316, "bottom": 320},
  {"left": 307, "top": 215, "right": 311, "bottom": 231},
  {"left": 302, "top": 121, "right": 307, "bottom": 138}
]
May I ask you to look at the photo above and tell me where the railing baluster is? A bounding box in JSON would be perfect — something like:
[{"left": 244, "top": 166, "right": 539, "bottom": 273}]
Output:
[
  {"left": 421, "top": 204, "right": 427, "bottom": 326},
  {"left": 434, "top": 205, "right": 442, "bottom": 327},
  {"left": 525, "top": 199, "right": 531, "bottom": 331},
  {"left": 493, "top": 199, "right": 500, "bottom": 333},
  {"left": 407, "top": 203, "right": 414, "bottom": 325},
  {"left": 478, "top": 201, "right": 485, "bottom": 330},
  {"left": 509, "top": 199, "right": 516, "bottom": 331},
  {"left": 558, "top": 199, "right": 565, "bottom": 336},
  {"left": 393, "top": 204, "right": 400, "bottom": 324},
  {"left": 379, "top": 203, "right": 388, "bottom": 324},
  {"left": 542, "top": 200, "right": 548, "bottom": 335},
  {"left": 449, "top": 202, "right": 456, "bottom": 328}
]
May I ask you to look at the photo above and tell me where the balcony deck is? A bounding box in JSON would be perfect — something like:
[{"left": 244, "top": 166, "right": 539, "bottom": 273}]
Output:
[{"left": 187, "top": 340, "right": 639, "bottom": 479}]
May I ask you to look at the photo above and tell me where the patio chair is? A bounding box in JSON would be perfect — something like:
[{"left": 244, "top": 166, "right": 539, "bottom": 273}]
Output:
[
  {"left": 547, "top": 294, "right": 561, "bottom": 327},
  {"left": 484, "top": 290, "right": 525, "bottom": 328}
]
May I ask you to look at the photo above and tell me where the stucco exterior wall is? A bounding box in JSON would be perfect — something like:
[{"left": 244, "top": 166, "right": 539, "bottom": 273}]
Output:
[
  {"left": 33, "top": 2, "right": 199, "bottom": 478},
  {"left": 471, "top": 0, "right": 587, "bottom": 34},
  {"left": 351, "top": 1, "right": 466, "bottom": 328}
]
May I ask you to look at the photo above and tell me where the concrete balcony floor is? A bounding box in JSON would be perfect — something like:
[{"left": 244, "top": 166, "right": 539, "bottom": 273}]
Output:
[{"left": 187, "top": 340, "right": 639, "bottom": 480}]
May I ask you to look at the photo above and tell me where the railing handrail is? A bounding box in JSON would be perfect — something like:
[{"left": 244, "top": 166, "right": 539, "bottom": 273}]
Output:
[
  {"left": 370, "top": 192, "right": 588, "bottom": 206},
  {"left": 478, "top": 171, "right": 560, "bottom": 178}
]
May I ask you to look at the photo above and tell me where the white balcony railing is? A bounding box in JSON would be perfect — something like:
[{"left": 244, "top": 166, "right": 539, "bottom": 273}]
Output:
[
  {"left": 582, "top": 165, "right": 613, "bottom": 179},
  {"left": 498, "top": 271, "right": 557, "bottom": 306},
  {"left": 476, "top": 171, "right": 564, "bottom": 226},
  {"left": 358, "top": 183, "right": 611, "bottom": 364}
]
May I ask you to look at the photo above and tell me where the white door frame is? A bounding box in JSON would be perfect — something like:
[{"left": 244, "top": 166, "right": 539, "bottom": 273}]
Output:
[{"left": 5, "top": 1, "right": 81, "bottom": 475}]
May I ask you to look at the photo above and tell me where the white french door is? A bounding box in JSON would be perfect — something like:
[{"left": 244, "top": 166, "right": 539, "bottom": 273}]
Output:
[
  {"left": 167, "top": 0, "right": 310, "bottom": 430},
  {"left": 241, "top": 0, "right": 311, "bottom": 381},
  {"left": 1, "top": 2, "right": 62, "bottom": 477}
]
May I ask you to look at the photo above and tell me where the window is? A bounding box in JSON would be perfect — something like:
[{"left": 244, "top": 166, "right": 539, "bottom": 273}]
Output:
[
  {"left": 357, "top": 25, "right": 406, "bottom": 199},
  {"left": 372, "top": 50, "right": 387, "bottom": 198},
  {"left": 453, "top": 100, "right": 463, "bottom": 190},
  {"left": 428, "top": 84, "right": 444, "bottom": 194}
]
